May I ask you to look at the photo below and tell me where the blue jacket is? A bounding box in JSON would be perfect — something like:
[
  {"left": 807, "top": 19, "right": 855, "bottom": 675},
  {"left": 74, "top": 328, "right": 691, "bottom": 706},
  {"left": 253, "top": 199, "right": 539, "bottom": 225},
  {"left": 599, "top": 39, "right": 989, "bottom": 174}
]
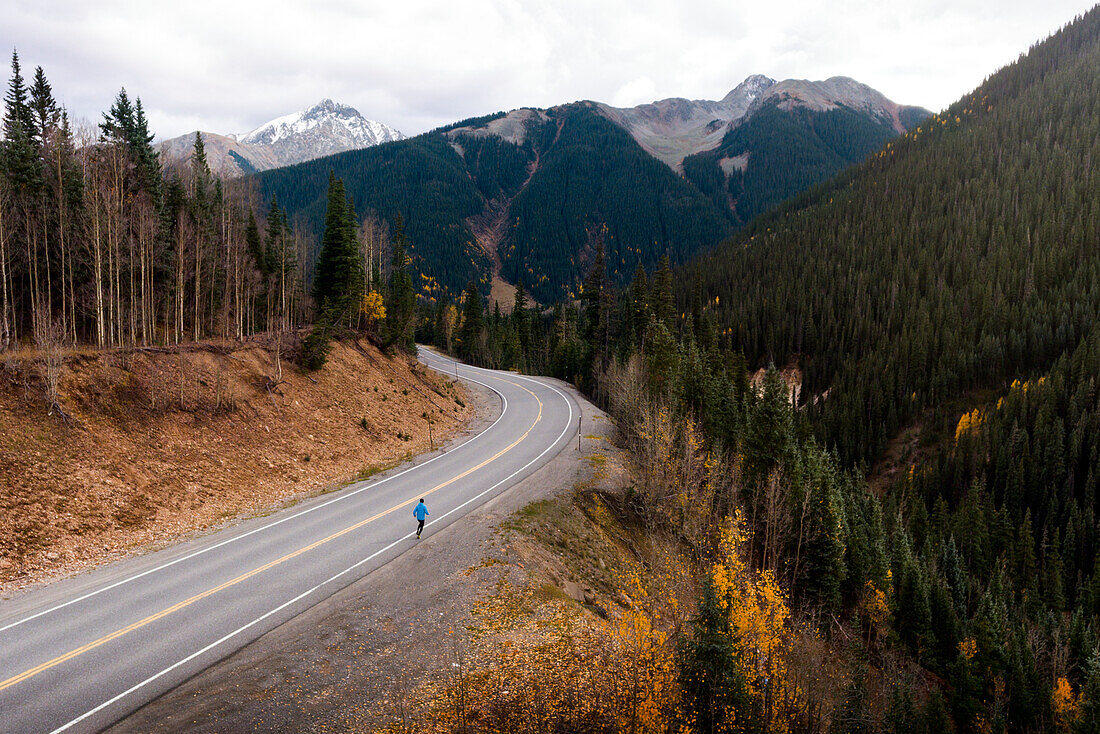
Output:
[{"left": 413, "top": 502, "right": 429, "bottom": 521}]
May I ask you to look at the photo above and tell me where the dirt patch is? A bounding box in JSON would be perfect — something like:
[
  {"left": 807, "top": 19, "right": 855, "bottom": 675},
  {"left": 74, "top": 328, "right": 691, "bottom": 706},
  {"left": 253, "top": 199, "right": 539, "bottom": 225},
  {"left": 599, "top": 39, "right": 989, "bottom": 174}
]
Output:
[{"left": 0, "top": 339, "right": 473, "bottom": 593}]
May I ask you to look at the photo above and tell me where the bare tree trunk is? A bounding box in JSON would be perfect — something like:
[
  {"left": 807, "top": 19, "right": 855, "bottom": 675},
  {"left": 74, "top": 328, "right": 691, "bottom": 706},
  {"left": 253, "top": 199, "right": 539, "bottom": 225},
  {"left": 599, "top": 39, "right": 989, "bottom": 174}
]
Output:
[
  {"left": 176, "top": 217, "right": 187, "bottom": 345},
  {"left": 234, "top": 223, "right": 243, "bottom": 340},
  {"left": 113, "top": 156, "right": 124, "bottom": 347},
  {"left": 279, "top": 240, "right": 287, "bottom": 334},
  {"left": 54, "top": 143, "right": 72, "bottom": 345},
  {"left": 138, "top": 202, "right": 148, "bottom": 345},
  {"left": 40, "top": 200, "right": 54, "bottom": 336},
  {"left": 128, "top": 215, "right": 136, "bottom": 346},
  {"left": 27, "top": 209, "right": 42, "bottom": 342},
  {"left": 0, "top": 192, "right": 10, "bottom": 350},
  {"left": 193, "top": 227, "right": 202, "bottom": 342},
  {"left": 222, "top": 204, "right": 232, "bottom": 338},
  {"left": 91, "top": 168, "right": 105, "bottom": 347}
]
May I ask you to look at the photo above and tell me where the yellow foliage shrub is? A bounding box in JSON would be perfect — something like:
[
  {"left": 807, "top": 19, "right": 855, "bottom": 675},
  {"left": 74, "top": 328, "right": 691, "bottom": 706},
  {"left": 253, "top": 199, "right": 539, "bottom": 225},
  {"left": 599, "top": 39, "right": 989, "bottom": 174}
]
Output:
[
  {"left": 1052, "top": 676, "right": 1079, "bottom": 731},
  {"left": 712, "top": 515, "right": 794, "bottom": 734},
  {"left": 361, "top": 290, "right": 386, "bottom": 326}
]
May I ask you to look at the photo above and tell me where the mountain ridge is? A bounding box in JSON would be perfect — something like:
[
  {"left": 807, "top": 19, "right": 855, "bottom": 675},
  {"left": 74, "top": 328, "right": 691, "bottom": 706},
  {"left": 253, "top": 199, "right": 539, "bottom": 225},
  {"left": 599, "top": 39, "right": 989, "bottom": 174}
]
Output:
[
  {"left": 158, "top": 99, "right": 404, "bottom": 176},
  {"left": 250, "top": 74, "right": 926, "bottom": 303},
  {"left": 596, "top": 74, "right": 929, "bottom": 169}
]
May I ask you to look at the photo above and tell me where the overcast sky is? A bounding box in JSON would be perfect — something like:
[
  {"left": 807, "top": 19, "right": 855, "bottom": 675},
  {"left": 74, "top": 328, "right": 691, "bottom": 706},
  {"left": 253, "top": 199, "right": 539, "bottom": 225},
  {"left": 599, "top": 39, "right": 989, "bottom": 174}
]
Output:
[{"left": 3, "top": 0, "right": 1096, "bottom": 141}]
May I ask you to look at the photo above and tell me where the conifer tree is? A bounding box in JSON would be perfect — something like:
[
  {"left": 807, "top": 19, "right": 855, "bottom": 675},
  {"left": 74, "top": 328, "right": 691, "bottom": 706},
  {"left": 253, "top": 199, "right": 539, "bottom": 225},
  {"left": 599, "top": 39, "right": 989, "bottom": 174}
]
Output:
[
  {"left": 28, "top": 66, "right": 59, "bottom": 149},
  {"left": 651, "top": 254, "right": 675, "bottom": 327},
  {"left": 512, "top": 277, "right": 529, "bottom": 366},
  {"left": 312, "top": 174, "right": 363, "bottom": 322},
  {"left": 383, "top": 216, "right": 415, "bottom": 351},
  {"left": 458, "top": 280, "right": 483, "bottom": 363},
  {"left": 627, "top": 261, "right": 649, "bottom": 349},
  {"left": 2, "top": 50, "right": 41, "bottom": 192},
  {"left": 677, "top": 577, "right": 754, "bottom": 733}
]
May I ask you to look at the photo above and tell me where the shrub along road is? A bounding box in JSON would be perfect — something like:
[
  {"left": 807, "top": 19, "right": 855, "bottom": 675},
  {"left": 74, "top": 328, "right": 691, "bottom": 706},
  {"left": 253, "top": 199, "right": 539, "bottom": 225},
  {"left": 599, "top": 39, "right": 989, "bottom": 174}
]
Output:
[{"left": 0, "top": 347, "right": 578, "bottom": 733}]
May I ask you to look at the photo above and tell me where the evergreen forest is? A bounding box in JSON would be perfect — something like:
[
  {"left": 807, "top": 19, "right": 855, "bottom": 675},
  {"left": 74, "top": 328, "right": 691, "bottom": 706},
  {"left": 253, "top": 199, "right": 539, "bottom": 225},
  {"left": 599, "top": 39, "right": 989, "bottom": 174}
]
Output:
[
  {"left": 0, "top": 52, "right": 314, "bottom": 355},
  {"left": 416, "top": 8, "right": 1100, "bottom": 731}
]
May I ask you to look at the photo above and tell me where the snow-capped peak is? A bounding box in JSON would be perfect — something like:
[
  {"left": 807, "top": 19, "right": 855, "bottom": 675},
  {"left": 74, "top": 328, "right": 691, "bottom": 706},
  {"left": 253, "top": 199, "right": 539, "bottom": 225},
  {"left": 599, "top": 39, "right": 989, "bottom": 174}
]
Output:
[
  {"left": 233, "top": 99, "right": 404, "bottom": 167},
  {"left": 721, "top": 74, "right": 776, "bottom": 106}
]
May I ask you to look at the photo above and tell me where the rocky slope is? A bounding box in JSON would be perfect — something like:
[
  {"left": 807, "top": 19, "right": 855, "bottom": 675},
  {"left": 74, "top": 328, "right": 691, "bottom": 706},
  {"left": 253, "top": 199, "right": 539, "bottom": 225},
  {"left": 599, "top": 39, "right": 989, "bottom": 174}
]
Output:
[{"left": 600, "top": 74, "right": 929, "bottom": 170}]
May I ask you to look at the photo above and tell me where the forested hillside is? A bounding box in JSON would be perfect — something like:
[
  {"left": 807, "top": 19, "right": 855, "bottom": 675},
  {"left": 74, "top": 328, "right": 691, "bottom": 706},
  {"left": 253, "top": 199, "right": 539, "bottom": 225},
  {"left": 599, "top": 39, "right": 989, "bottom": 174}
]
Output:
[
  {"left": 682, "top": 100, "right": 906, "bottom": 227},
  {"left": 684, "top": 7, "right": 1100, "bottom": 469},
  {"left": 251, "top": 87, "right": 921, "bottom": 304},
  {"left": 664, "top": 7, "right": 1100, "bottom": 730},
  {"left": 252, "top": 103, "right": 729, "bottom": 303},
  {"left": 415, "top": 8, "right": 1100, "bottom": 731}
]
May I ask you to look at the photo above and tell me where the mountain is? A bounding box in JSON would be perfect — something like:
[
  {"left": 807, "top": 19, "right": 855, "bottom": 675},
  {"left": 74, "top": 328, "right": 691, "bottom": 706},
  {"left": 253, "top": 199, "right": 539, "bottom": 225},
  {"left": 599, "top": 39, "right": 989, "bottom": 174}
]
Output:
[
  {"left": 250, "top": 77, "right": 925, "bottom": 303},
  {"left": 157, "top": 99, "right": 403, "bottom": 177},
  {"left": 236, "top": 98, "right": 403, "bottom": 162},
  {"left": 599, "top": 74, "right": 928, "bottom": 171},
  {"left": 597, "top": 74, "right": 775, "bottom": 168},
  {"left": 676, "top": 76, "right": 930, "bottom": 227},
  {"left": 680, "top": 9, "right": 1100, "bottom": 470}
]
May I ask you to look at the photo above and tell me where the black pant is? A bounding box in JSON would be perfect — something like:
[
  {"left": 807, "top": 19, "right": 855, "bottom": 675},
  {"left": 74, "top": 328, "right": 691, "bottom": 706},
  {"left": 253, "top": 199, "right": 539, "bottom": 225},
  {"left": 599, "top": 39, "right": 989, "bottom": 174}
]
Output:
[{"left": 416, "top": 519, "right": 425, "bottom": 536}]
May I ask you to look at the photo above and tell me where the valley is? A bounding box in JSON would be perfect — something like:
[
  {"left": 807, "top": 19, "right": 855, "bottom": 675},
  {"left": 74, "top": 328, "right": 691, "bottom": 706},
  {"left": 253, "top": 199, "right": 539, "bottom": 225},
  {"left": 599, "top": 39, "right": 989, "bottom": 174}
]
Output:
[{"left": 3, "top": 3, "right": 1100, "bottom": 732}]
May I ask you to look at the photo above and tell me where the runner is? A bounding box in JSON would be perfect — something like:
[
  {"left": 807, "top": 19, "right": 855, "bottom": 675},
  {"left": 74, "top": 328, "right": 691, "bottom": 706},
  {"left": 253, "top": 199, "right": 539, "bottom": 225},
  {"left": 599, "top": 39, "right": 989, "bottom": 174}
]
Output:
[{"left": 413, "top": 499, "right": 429, "bottom": 539}]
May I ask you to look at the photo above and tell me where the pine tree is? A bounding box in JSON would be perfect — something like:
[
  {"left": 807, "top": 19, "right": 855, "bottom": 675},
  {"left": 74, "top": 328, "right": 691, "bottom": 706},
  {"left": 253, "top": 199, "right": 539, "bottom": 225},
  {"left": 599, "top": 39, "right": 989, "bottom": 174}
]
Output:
[
  {"left": 677, "top": 577, "right": 754, "bottom": 733},
  {"left": 651, "top": 254, "right": 675, "bottom": 327},
  {"left": 99, "top": 88, "right": 135, "bottom": 144},
  {"left": 28, "top": 65, "right": 59, "bottom": 148},
  {"left": 627, "top": 261, "right": 649, "bottom": 349},
  {"left": 458, "top": 280, "right": 484, "bottom": 363},
  {"left": 312, "top": 174, "right": 363, "bottom": 321},
  {"left": 512, "top": 278, "right": 529, "bottom": 368},
  {"left": 1078, "top": 652, "right": 1100, "bottom": 734},
  {"left": 2, "top": 50, "right": 41, "bottom": 192},
  {"left": 383, "top": 215, "right": 415, "bottom": 351}
]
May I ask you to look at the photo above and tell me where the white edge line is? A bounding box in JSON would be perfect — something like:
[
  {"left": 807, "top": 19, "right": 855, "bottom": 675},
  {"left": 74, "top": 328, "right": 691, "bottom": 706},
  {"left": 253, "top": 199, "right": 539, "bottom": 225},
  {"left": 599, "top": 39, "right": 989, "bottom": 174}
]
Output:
[
  {"left": 53, "top": 367, "right": 575, "bottom": 734},
  {"left": 0, "top": 348, "right": 506, "bottom": 635}
]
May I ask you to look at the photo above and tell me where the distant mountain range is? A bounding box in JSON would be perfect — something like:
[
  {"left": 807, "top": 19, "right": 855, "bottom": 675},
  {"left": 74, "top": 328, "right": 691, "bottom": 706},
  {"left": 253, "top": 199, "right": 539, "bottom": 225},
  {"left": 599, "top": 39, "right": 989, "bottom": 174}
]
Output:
[
  {"left": 157, "top": 99, "right": 404, "bottom": 176},
  {"left": 251, "top": 75, "right": 929, "bottom": 302}
]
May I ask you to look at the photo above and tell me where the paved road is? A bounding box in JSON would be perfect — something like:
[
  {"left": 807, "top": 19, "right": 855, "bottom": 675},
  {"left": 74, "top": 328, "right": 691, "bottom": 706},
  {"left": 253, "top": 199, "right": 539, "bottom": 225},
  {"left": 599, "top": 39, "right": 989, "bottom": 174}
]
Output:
[{"left": 0, "top": 348, "right": 578, "bottom": 733}]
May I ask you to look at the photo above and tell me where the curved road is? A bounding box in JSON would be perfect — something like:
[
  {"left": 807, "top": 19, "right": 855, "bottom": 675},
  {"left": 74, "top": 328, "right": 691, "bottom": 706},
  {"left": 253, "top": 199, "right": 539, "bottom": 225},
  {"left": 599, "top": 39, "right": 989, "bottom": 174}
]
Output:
[{"left": 0, "top": 348, "right": 578, "bottom": 733}]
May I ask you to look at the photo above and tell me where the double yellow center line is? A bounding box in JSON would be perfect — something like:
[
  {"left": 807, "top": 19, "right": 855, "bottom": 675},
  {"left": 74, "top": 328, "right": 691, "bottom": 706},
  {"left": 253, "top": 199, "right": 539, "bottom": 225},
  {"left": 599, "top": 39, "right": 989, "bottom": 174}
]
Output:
[{"left": 0, "top": 376, "right": 542, "bottom": 693}]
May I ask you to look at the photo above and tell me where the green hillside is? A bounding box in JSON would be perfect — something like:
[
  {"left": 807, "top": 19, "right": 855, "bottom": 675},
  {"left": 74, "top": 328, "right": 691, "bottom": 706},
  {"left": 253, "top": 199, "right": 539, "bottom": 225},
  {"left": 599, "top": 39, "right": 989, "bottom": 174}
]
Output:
[
  {"left": 662, "top": 10, "right": 1100, "bottom": 726},
  {"left": 683, "top": 100, "right": 907, "bottom": 226},
  {"left": 250, "top": 134, "right": 492, "bottom": 296},
  {"left": 683, "top": 8, "right": 1100, "bottom": 469}
]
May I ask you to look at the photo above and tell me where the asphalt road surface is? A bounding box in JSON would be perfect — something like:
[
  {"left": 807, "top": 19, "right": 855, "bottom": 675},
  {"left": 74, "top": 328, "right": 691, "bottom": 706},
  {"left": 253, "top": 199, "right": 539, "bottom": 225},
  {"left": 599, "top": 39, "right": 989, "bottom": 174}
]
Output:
[{"left": 0, "top": 348, "right": 578, "bottom": 733}]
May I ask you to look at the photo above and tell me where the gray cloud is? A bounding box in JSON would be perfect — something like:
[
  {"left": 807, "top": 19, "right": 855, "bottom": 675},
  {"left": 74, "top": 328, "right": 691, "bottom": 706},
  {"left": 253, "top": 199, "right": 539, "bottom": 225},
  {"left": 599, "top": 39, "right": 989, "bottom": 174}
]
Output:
[{"left": 2, "top": 0, "right": 1095, "bottom": 141}]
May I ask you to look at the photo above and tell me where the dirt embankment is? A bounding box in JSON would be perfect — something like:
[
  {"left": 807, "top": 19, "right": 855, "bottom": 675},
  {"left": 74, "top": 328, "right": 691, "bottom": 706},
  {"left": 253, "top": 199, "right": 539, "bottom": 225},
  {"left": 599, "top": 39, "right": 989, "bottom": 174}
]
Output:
[{"left": 0, "top": 338, "right": 473, "bottom": 593}]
